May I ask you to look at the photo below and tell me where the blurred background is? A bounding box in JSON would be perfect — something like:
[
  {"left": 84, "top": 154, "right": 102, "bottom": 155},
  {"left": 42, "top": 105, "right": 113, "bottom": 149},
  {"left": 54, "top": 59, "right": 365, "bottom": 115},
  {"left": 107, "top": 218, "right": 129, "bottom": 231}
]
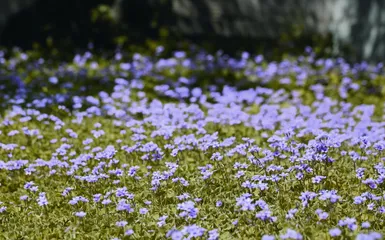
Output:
[{"left": 0, "top": 0, "right": 384, "bottom": 62}]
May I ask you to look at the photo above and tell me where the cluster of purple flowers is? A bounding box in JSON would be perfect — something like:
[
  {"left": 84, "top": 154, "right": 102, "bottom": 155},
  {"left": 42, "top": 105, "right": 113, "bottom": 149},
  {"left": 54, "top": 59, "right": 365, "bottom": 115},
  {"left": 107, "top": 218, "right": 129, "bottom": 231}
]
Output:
[{"left": 0, "top": 47, "right": 385, "bottom": 239}]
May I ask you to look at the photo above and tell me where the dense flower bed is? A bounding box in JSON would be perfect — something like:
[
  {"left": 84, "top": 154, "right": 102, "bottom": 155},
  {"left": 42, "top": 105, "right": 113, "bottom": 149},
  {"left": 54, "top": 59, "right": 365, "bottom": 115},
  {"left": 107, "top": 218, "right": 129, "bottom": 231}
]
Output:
[{"left": 0, "top": 46, "right": 385, "bottom": 239}]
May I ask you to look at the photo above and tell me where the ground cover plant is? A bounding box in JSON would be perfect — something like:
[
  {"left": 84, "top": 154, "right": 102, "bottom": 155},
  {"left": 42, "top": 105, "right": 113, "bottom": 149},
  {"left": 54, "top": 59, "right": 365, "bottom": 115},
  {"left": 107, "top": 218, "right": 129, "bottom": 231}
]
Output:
[{"left": 1, "top": 46, "right": 385, "bottom": 239}]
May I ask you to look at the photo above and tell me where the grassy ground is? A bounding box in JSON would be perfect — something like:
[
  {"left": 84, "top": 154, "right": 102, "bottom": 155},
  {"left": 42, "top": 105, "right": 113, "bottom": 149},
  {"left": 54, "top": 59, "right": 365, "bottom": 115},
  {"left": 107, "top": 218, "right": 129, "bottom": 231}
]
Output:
[{"left": 0, "top": 47, "right": 385, "bottom": 239}]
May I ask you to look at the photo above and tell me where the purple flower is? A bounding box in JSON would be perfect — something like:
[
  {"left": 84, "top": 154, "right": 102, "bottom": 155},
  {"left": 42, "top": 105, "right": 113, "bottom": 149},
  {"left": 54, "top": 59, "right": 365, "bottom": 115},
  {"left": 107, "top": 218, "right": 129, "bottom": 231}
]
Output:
[
  {"left": 95, "top": 145, "right": 116, "bottom": 160},
  {"left": 125, "top": 229, "right": 134, "bottom": 236},
  {"left": 93, "top": 194, "right": 102, "bottom": 203},
  {"left": 116, "top": 221, "right": 128, "bottom": 227},
  {"left": 286, "top": 208, "right": 298, "bottom": 219},
  {"left": 354, "top": 196, "right": 366, "bottom": 204},
  {"left": 37, "top": 192, "right": 48, "bottom": 206},
  {"left": 0, "top": 206, "right": 7, "bottom": 213},
  {"left": 156, "top": 46, "right": 164, "bottom": 55},
  {"left": 74, "top": 211, "right": 86, "bottom": 218},
  {"left": 181, "top": 224, "right": 206, "bottom": 238},
  {"left": 329, "top": 228, "right": 341, "bottom": 237},
  {"left": 24, "top": 181, "right": 35, "bottom": 190},
  {"left": 208, "top": 229, "right": 219, "bottom": 240},
  {"left": 315, "top": 209, "right": 329, "bottom": 220},
  {"left": 280, "top": 229, "right": 302, "bottom": 240},
  {"left": 177, "top": 193, "right": 190, "bottom": 200},
  {"left": 262, "top": 235, "right": 275, "bottom": 240},
  {"left": 256, "top": 210, "right": 276, "bottom": 222},
  {"left": 362, "top": 178, "right": 378, "bottom": 189},
  {"left": 361, "top": 222, "right": 371, "bottom": 228},
  {"left": 157, "top": 215, "right": 168, "bottom": 227},
  {"left": 116, "top": 199, "right": 133, "bottom": 213},
  {"left": 319, "top": 190, "right": 341, "bottom": 203},
  {"left": 166, "top": 229, "right": 184, "bottom": 240},
  {"left": 49, "top": 76, "right": 58, "bottom": 84},
  {"left": 236, "top": 194, "right": 255, "bottom": 211},
  {"left": 174, "top": 51, "right": 186, "bottom": 59},
  {"left": 102, "top": 199, "right": 112, "bottom": 205},
  {"left": 177, "top": 201, "right": 198, "bottom": 219},
  {"left": 368, "top": 232, "right": 382, "bottom": 239},
  {"left": 339, "top": 217, "right": 357, "bottom": 231},
  {"left": 20, "top": 195, "right": 28, "bottom": 201},
  {"left": 312, "top": 176, "right": 326, "bottom": 184},
  {"left": 139, "top": 208, "right": 148, "bottom": 215},
  {"left": 255, "top": 55, "right": 264, "bottom": 63},
  {"left": 356, "top": 233, "right": 382, "bottom": 240},
  {"left": 115, "top": 187, "right": 130, "bottom": 198}
]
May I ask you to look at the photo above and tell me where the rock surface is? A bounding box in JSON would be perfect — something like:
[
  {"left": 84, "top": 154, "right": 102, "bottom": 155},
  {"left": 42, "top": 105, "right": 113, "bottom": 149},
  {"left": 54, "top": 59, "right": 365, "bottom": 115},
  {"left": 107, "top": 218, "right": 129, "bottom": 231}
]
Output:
[{"left": 1, "top": 0, "right": 385, "bottom": 62}]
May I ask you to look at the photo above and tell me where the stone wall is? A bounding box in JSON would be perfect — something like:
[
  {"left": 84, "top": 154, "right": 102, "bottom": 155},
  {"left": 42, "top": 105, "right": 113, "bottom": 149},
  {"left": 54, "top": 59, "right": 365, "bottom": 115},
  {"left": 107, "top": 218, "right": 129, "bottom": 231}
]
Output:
[{"left": 1, "top": 0, "right": 385, "bottom": 62}]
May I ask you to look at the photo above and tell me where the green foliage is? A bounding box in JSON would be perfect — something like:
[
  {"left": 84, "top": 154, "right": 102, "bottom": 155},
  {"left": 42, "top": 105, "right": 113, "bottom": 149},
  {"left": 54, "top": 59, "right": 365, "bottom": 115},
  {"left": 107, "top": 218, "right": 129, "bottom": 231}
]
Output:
[{"left": 0, "top": 46, "right": 385, "bottom": 239}]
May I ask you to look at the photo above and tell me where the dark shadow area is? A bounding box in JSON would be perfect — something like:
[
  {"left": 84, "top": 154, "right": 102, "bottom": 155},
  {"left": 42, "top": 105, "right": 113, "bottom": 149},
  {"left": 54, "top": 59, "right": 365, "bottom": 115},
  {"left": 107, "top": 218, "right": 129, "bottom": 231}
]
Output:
[
  {"left": 0, "top": 0, "right": 116, "bottom": 49},
  {"left": 0, "top": 0, "right": 331, "bottom": 58},
  {"left": 0, "top": 0, "right": 383, "bottom": 62},
  {"left": 117, "top": 0, "right": 175, "bottom": 40}
]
